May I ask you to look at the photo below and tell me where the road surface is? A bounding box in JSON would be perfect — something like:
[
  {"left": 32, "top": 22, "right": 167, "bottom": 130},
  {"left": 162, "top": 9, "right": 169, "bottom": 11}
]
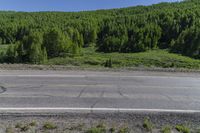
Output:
[{"left": 0, "top": 70, "right": 200, "bottom": 113}]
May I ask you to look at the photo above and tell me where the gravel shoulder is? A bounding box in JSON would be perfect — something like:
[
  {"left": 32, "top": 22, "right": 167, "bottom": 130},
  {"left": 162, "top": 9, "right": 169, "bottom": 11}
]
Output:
[
  {"left": 0, "top": 63, "right": 200, "bottom": 73},
  {"left": 0, "top": 112, "right": 200, "bottom": 133}
]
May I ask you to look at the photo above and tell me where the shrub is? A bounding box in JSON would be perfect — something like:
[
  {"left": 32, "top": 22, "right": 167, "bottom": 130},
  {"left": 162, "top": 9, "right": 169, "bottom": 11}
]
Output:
[{"left": 43, "top": 122, "right": 57, "bottom": 130}]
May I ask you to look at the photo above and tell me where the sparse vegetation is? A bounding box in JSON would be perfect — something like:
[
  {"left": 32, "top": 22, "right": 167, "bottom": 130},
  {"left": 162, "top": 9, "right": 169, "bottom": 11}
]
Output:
[
  {"left": 69, "top": 123, "right": 85, "bottom": 131},
  {"left": 0, "top": 119, "right": 198, "bottom": 133},
  {"left": 43, "top": 122, "right": 57, "bottom": 130},
  {"left": 118, "top": 127, "right": 129, "bottom": 133},
  {"left": 86, "top": 127, "right": 106, "bottom": 133},
  {"left": 86, "top": 124, "right": 106, "bottom": 133}
]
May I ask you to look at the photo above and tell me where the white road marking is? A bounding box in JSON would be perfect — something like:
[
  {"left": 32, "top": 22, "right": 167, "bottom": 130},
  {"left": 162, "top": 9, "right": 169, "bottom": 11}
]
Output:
[{"left": 0, "top": 108, "right": 199, "bottom": 113}]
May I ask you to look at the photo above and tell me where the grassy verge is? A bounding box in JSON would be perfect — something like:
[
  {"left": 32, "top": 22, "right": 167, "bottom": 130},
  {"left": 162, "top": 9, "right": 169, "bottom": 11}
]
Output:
[
  {"left": 46, "top": 47, "right": 200, "bottom": 70},
  {"left": 0, "top": 45, "right": 200, "bottom": 70}
]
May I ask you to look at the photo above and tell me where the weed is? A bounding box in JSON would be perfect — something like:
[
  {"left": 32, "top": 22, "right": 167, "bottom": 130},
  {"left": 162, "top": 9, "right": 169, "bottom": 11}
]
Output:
[
  {"left": 29, "top": 121, "right": 37, "bottom": 126},
  {"left": 15, "top": 123, "right": 23, "bottom": 129},
  {"left": 175, "top": 125, "right": 190, "bottom": 133},
  {"left": 143, "top": 117, "right": 154, "bottom": 132},
  {"left": 20, "top": 125, "right": 30, "bottom": 132},
  {"left": 86, "top": 127, "right": 106, "bottom": 133},
  {"left": 43, "top": 122, "right": 57, "bottom": 130},
  {"left": 86, "top": 123, "right": 106, "bottom": 133},
  {"left": 118, "top": 127, "right": 129, "bottom": 133},
  {"left": 109, "top": 127, "right": 115, "bottom": 133},
  {"left": 15, "top": 122, "right": 30, "bottom": 132},
  {"left": 69, "top": 123, "right": 84, "bottom": 131},
  {"left": 161, "top": 126, "right": 171, "bottom": 133}
]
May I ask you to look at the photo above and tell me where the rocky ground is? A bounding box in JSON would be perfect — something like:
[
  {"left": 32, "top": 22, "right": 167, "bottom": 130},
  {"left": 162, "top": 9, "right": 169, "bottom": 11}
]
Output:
[{"left": 0, "top": 112, "right": 200, "bottom": 133}]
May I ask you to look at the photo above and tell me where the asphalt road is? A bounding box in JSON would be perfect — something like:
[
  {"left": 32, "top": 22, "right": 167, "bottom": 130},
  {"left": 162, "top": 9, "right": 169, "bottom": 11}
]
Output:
[{"left": 0, "top": 70, "right": 200, "bottom": 113}]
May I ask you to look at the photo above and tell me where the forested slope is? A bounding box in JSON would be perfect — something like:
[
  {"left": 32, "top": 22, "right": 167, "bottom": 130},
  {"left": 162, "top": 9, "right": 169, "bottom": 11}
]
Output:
[{"left": 0, "top": 0, "right": 199, "bottom": 64}]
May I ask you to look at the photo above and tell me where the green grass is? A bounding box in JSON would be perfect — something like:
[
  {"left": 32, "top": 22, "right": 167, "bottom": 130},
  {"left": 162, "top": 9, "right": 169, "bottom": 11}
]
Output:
[
  {"left": 47, "top": 47, "right": 200, "bottom": 69},
  {"left": 0, "top": 45, "right": 200, "bottom": 69}
]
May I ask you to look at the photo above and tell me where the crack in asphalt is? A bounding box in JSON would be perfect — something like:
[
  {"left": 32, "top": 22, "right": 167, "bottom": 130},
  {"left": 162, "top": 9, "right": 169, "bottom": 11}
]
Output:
[
  {"left": 77, "top": 86, "right": 87, "bottom": 98},
  {"left": 117, "top": 77, "right": 128, "bottom": 99},
  {"left": 90, "top": 90, "right": 105, "bottom": 109},
  {"left": 159, "top": 92, "right": 175, "bottom": 102},
  {"left": 117, "top": 86, "right": 128, "bottom": 98}
]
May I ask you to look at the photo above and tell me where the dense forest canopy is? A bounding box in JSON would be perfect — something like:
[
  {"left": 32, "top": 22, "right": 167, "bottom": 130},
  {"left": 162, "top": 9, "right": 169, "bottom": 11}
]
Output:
[{"left": 0, "top": 0, "right": 200, "bottom": 63}]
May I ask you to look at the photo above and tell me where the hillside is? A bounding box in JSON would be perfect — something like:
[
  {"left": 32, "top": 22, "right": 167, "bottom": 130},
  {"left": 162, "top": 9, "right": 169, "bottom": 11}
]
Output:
[{"left": 0, "top": 0, "right": 199, "bottom": 69}]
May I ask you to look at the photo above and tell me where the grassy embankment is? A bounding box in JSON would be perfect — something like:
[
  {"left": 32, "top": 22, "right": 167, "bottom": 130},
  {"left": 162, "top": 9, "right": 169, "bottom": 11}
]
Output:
[
  {"left": 46, "top": 47, "right": 200, "bottom": 70},
  {"left": 0, "top": 45, "right": 200, "bottom": 70}
]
